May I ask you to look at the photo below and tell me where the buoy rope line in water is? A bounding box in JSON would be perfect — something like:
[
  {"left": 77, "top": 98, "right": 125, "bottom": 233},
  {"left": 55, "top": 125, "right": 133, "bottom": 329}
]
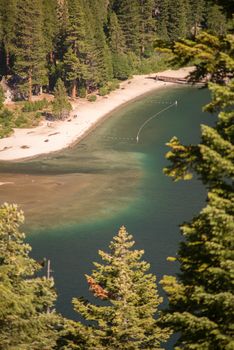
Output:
[
  {"left": 103, "top": 100, "right": 177, "bottom": 143},
  {"left": 136, "top": 100, "right": 177, "bottom": 143}
]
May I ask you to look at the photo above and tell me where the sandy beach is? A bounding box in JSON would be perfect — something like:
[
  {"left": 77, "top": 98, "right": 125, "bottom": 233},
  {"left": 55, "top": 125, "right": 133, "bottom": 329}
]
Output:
[{"left": 0, "top": 67, "right": 193, "bottom": 161}]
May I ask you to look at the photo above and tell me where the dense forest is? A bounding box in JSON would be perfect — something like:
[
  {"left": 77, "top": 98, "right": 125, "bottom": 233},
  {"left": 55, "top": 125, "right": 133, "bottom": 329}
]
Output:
[
  {"left": 0, "top": 0, "right": 232, "bottom": 100},
  {"left": 0, "top": 0, "right": 233, "bottom": 349}
]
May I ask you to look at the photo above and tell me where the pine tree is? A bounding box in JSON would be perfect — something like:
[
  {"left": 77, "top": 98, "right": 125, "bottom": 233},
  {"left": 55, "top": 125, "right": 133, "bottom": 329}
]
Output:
[
  {"left": 0, "top": 86, "right": 4, "bottom": 109},
  {"left": 108, "top": 12, "right": 130, "bottom": 80},
  {"left": 161, "top": 186, "right": 234, "bottom": 349},
  {"left": 139, "top": 0, "right": 156, "bottom": 56},
  {"left": 189, "top": 0, "right": 205, "bottom": 37},
  {"left": 167, "top": 0, "right": 189, "bottom": 42},
  {"left": 0, "top": 203, "right": 59, "bottom": 349},
  {"left": 42, "top": 0, "right": 58, "bottom": 63},
  {"left": 14, "top": 0, "right": 47, "bottom": 100},
  {"left": 206, "top": 5, "right": 227, "bottom": 36},
  {"left": 173, "top": 32, "right": 234, "bottom": 83},
  {"left": 68, "top": 226, "right": 170, "bottom": 349},
  {"left": 108, "top": 12, "right": 126, "bottom": 54},
  {"left": 0, "top": 0, "right": 17, "bottom": 74},
  {"left": 63, "top": 0, "right": 88, "bottom": 98},
  {"left": 52, "top": 78, "right": 72, "bottom": 119},
  {"left": 87, "top": 0, "right": 113, "bottom": 86},
  {"left": 155, "top": 0, "right": 170, "bottom": 41},
  {"left": 160, "top": 34, "right": 234, "bottom": 349},
  {"left": 115, "top": 0, "right": 141, "bottom": 54}
]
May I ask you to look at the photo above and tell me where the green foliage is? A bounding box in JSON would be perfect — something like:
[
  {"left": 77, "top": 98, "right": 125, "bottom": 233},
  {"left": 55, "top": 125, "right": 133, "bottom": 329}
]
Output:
[
  {"left": 172, "top": 33, "right": 234, "bottom": 83},
  {"left": 108, "top": 79, "right": 120, "bottom": 91},
  {"left": 22, "top": 99, "right": 49, "bottom": 112},
  {"left": 108, "top": 11, "right": 126, "bottom": 54},
  {"left": 0, "top": 108, "right": 14, "bottom": 138},
  {"left": 78, "top": 87, "right": 86, "bottom": 98},
  {"left": 63, "top": 0, "right": 89, "bottom": 98},
  {"left": 98, "top": 80, "right": 121, "bottom": 96},
  {"left": 65, "top": 226, "right": 171, "bottom": 349},
  {"left": 161, "top": 33, "right": 234, "bottom": 349},
  {"left": 87, "top": 95, "right": 97, "bottom": 102},
  {"left": 14, "top": 0, "right": 47, "bottom": 99},
  {"left": 52, "top": 78, "right": 72, "bottom": 120},
  {"left": 0, "top": 86, "right": 4, "bottom": 109},
  {"left": 115, "top": 0, "right": 141, "bottom": 54},
  {"left": 99, "top": 86, "right": 110, "bottom": 96},
  {"left": 139, "top": 0, "right": 156, "bottom": 56},
  {"left": 136, "top": 53, "right": 174, "bottom": 74},
  {"left": 0, "top": 0, "right": 232, "bottom": 99},
  {"left": 112, "top": 53, "right": 131, "bottom": 80},
  {"left": 206, "top": 4, "right": 227, "bottom": 36},
  {"left": 0, "top": 203, "right": 59, "bottom": 349},
  {"left": 0, "top": 0, "right": 17, "bottom": 73}
]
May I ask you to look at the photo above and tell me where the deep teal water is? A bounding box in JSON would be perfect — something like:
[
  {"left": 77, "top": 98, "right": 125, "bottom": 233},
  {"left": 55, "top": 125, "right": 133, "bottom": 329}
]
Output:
[{"left": 0, "top": 86, "right": 211, "bottom": 332}]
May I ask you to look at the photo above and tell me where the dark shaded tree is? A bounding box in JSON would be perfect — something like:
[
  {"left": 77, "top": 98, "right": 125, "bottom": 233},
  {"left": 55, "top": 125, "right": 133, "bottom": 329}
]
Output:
[
  {"left": 0, "top": 203, "right": 59, "bottom": 349},
  {"left": 160, "top": 33, "right": 234, "bottom": 350},
  {"left": 14, "top": 0, "right": 47, "bottom": 99}
]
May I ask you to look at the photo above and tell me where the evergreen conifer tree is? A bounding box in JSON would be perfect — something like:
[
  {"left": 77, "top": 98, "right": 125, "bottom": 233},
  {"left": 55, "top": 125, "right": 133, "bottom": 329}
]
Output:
[
  {"left": 52, "top": 78, "right": 71, "bottom": 119},
  {"left": 0, "top": 203, "right": 59, "bottom": 349},
  {"left": 115, "top": 0, "right": 141, "bottom": 54},
  {"left": 108, "top": 12, "right": 126, "bottom": 54},
  {"left": 167, "top": 0, "right": 189, "bottom": 41},
  {"left": 173, "top": 32, "right": 234, "bottom": 83},
  {"left": 0, "top": 0, "right": 17, "bottom": 74},
  {"left": 0, "top": 86, "right": 4, "bottom": 109},
  {"left": 206, "top": 5, "right": 227, "bottom": 36},
  {"left": 68, "top": 226, "right": 170, "bottom": 349},
  {"left": 155, "top": 0, "right": 170, "bottom": 41},
  {"left": 14, "top": 0, "right": 47, "bottom": 100},
  {"left": 63, "top": 0, "right": 88, "bottom": 98},
  {"left": 42, "top": 0, "right": 58, "bottom": 63},
  {"left": 108, "top": 12, "right": 130, "bottom": 80},
  {"left": 139, "top": 0, "right": 156, "bottom": 56},
  {"left": 160, "top": 35, "right": 234, "bottom": 349}
]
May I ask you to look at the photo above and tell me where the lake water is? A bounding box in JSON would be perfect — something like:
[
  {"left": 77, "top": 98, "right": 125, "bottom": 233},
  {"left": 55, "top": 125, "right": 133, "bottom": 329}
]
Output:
[{"left": 0, "top": 86, "right": 211, "bottom": 328}]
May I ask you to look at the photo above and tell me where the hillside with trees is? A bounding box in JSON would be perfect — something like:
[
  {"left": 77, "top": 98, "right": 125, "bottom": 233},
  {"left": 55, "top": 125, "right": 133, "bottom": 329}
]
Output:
[{"left": 0, "top": 0, "right": 232, "bottom": 101}]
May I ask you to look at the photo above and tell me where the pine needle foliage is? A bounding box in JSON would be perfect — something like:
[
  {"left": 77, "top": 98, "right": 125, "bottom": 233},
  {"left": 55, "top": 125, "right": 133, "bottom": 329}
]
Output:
[
  {"left": 0, "top": 203, "right": 59, "bottom": 350},
  {"left": 69, "top": 226, "right": 171, "bottom": 349},
  {"left": 160, "top": 33, "right": 234, "bottom": 350}
]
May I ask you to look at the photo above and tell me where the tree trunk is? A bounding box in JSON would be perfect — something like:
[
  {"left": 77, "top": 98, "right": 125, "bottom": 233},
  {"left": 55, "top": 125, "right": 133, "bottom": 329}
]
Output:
[
  {"left": 71, "top": 80, "right": 77, "bottom": 99},
  {"left": 28, "top": 70, "right": 32, "bottom": 101},
  {"left": 49, "top": 51, "right": 54, "bottom": 64},
  {"left": 5, "top": 48, "right": 10, "bottom": 75}
]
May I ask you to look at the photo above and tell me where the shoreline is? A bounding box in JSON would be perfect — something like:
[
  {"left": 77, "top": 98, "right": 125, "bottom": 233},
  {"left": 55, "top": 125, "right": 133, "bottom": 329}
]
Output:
[{"left": 0, "top": 67, "right": 193, "bottom": 161}]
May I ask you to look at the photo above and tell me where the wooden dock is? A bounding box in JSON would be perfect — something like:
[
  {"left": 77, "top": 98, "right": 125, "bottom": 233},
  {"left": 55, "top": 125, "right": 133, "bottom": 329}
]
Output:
[
  {"left": 155, "top": 75, "right": 189, "bottom": 84},
  {"left": 155, "top": 75, "right": 205, "bottom": 85}
]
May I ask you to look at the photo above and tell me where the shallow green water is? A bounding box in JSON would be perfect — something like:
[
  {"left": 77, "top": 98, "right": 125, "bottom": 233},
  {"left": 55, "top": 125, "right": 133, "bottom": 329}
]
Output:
[{"left": 0, "top": 86, "right": 211, "bottom": 325}]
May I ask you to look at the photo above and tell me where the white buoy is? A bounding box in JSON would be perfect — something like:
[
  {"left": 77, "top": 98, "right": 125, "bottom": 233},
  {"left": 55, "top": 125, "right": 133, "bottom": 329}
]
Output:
[{"left": 175, "top": 100, "right": 178, "bottom": 106}]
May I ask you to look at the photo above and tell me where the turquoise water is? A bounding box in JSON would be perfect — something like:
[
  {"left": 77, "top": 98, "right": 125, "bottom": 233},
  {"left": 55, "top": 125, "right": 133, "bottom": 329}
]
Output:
[{"left": 0, "top": 86, "right": 211, "bottom": 324}]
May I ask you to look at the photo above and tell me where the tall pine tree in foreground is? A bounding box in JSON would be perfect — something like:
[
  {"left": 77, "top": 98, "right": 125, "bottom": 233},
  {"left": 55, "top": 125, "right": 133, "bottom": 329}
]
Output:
[
  {"left": 173, "top": 32, "right": 234, "bottom": 83},
  {"left": 160, "top": 34, "right": 234, "bottom": 349},
  {"left": 0, "top": 203, "right": 59, "bottom": 349},
  {"left": 14, "top": 0, "right": 47, "bottom": 100},
  {"left": 65, "top": 226, "right": 170, "bottom": 349}
]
